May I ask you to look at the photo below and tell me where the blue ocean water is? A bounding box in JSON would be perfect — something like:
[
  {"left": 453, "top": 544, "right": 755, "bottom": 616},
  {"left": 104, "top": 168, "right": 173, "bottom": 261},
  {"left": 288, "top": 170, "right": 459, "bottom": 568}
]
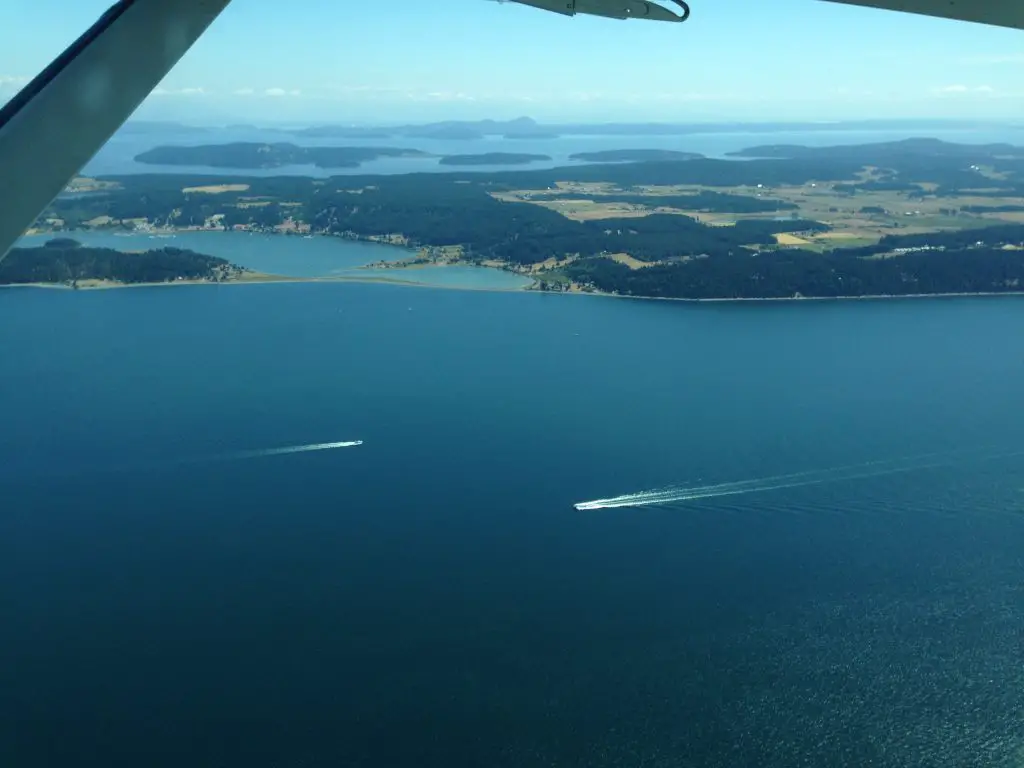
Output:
[{"left": 1, "top": 283, "right": 1023, "bottom": 767}]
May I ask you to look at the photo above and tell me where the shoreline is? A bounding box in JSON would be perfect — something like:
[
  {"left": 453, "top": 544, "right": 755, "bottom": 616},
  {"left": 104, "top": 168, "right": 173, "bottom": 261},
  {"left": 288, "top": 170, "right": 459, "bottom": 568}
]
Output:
[
  {"left": 4, "top": 273, "right": 1024, "bottom": 304},
  {"left": 14, "top": 228, "right": 1024, "bottom": 304},
  {"left": 560, "top": 288, "right": 1024, "bottom": 304},
  {"left": 0, "top": 271, "right": 536, "bottom": 295},
  {"left": 20, "top": 223, "right": 535, "bottom": 276}
]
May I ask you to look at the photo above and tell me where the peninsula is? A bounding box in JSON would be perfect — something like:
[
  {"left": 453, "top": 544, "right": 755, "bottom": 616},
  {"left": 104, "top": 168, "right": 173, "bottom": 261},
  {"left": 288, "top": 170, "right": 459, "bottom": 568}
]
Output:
[{"left": 1, "top": 238, "right": 257, "bottom": 288}]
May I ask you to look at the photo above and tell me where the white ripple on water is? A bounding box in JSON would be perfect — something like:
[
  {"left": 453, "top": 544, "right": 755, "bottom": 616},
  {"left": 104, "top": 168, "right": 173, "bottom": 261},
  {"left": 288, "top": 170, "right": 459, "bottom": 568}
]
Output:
[{"left": 573, "top": 447, "right": 1024, "bottom": 511}]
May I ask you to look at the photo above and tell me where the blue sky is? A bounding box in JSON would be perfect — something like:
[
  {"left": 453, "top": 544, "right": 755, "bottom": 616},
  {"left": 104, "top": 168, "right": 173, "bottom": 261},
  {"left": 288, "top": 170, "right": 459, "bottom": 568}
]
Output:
[{"left": 2, "top": 0, "right": 1024, "bottom": 124}]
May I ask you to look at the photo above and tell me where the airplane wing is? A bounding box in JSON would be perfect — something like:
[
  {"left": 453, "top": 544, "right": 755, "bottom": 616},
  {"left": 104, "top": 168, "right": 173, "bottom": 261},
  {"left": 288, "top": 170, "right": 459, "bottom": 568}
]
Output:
[
  {"left": 0, "top": 0, "right": 1022, "bottom": 261},
  {"left": 509, "top": 0, "right": 689, "bottom": 22},
  {"left": 0, "top": 0, "right": 231, "bottom": 262},
  {"left": 822, "top": 0, "right": 1024, "bottom": 31},
  {"left": 510, "top": 0, "right": 1024, "bottom": 28}
]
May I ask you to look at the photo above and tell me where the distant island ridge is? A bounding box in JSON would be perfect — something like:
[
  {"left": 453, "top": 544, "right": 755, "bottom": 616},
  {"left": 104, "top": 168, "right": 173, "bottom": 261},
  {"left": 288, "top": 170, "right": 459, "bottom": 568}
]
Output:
[
  {"left": 29, "top": 137, "right": 1024, "bottom": 300},
  {"left": 727, "top": 138, "right": 1024, "bottom": 161},
  {"left": 119, "top": 116, "right": 1024, "bottom": 141}
]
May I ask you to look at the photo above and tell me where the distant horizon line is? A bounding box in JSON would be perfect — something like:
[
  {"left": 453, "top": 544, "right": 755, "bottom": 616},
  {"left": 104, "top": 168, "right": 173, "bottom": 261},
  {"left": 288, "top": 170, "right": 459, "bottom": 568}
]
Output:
[{"left": 124, "top": 116, "right": 1024, "bottom": 130}]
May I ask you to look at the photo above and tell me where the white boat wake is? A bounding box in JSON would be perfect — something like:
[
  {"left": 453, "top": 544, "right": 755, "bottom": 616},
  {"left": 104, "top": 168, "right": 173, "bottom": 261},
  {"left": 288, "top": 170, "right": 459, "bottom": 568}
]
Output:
[
  {"left": 219, "top": 440, "right": 364, "bottom": 461},
  {"left": 1, "top": 439, "right": 366, "bottom": 482},
  {"left": 573, "top": 448, "right": 1022, "bottom": 511}
]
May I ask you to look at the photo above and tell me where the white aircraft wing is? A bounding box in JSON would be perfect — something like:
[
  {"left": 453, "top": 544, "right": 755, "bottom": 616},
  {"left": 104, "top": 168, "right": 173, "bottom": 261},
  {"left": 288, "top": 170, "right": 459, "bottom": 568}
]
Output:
[
  {"left": 822, "top": 0, "right": 1024, "bottom": 30},
  {"left": 510, "top": 0, "right": 689, "bottom": 21},
  {"left": 0, "top": 0, "right": 232, "bottom": 262},
  {"left": 510, "top": 0, "right": 1023, "bottom": 27}
]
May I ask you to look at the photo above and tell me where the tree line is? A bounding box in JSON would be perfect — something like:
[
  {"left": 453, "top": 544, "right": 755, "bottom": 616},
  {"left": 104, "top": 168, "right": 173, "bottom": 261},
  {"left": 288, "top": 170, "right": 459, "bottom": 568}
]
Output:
[
  {"left": 564, "top": 245, "right": 1024, "bottom": 299},
  {"left": 0, "top": 239, "right": 234, "bottom": 285}
]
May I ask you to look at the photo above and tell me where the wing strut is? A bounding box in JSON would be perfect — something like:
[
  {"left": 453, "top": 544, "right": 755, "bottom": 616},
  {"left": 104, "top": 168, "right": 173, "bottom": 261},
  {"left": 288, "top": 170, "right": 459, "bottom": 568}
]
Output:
[
  {"left": 0, "top": 0, "right": 233, "bottom": 261},
  {"left": 821, "top": 0, "right": 1024, "bottom": 31}
]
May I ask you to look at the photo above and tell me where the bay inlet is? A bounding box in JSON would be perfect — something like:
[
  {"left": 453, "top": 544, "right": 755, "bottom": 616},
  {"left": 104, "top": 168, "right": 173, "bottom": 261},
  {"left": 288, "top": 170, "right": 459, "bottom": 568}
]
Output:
[{"left": 16, "top": 230, "right": 534, "bottom": 290}]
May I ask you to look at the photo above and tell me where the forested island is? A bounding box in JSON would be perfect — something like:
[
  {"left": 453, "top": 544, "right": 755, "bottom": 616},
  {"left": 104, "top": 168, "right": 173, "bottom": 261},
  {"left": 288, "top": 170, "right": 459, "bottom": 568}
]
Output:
[
  {"left": 569, "top": 149, "right": 703, "bottom": 162},
  {"left": 0, "top": 238, "right": 251, "bottom": 287},
  {"left": 34, "top": 137, "right": 1024, "bottom": 300},
  {"left": 439, "top": 153, "right": 552, "bottom": 166},
  {"left": 135, "top": 143, "right": 431, "bottom": 169}
]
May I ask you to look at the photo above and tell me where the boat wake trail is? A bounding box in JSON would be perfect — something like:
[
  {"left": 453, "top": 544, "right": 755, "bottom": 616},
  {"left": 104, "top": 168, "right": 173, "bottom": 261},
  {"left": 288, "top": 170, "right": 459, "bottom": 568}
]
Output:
[
  {"left": 216, "top": 440, "right": 364, "bottom": 462},
  {"left": 573, "top": 448, "right": 1022, "bottom": 511},
  {"left": 0, "top": 440, "right": 365, "bottom": 483}
]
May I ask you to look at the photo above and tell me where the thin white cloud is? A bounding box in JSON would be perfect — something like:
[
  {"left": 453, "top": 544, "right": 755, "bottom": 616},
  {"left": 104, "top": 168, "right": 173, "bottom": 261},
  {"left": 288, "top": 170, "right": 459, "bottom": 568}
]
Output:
[
  {"left": 151, "top": 86, "right": 207, "bottom": 96},
  {"left": 263, "top": 87, "right": 302, "bottom": 97},
  {"left": 405, "top": 91, "right": 476, "bottom": 102},
  {"left": 233, "top": 86, "right": 298, "bottom": 97}
]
